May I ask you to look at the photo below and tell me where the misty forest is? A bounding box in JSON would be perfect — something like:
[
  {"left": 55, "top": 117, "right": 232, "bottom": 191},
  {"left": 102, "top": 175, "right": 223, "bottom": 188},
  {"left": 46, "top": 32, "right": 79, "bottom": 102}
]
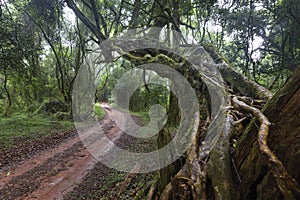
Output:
[{"left": 0, "top": 0, "right": 299, "bottom": 199}]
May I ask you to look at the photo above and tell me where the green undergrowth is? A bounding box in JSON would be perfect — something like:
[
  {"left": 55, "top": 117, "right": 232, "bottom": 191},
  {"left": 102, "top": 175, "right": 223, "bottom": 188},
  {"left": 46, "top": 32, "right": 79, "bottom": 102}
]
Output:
[
  {"left": 94, "top": 103, "right": 106, "bottom": 119},
  {"left": 0, "top": 113, "right": 74, "bottom": 151},
  {"left": 99, "top": 171, "right": 156, "bottom": 200},
  {"left": 66, "top": 167, "right": 156, "bottom": 200}
]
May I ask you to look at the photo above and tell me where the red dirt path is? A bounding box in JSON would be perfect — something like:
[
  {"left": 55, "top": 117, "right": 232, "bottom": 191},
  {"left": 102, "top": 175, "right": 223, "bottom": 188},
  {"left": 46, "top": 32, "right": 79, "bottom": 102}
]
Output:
[{"left": 0, "top": 108, "right": 127, "bottom": 200}]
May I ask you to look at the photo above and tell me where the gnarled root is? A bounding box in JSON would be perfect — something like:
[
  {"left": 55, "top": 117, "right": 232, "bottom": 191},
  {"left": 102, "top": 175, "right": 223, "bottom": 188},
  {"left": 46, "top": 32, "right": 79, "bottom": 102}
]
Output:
[{"left": 232, "top": 96, "right": 300, "bottom": 199}]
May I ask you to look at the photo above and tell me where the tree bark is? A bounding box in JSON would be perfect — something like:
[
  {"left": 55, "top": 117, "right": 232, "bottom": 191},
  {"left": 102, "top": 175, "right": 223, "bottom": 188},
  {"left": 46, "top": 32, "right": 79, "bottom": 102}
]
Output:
[
  {"left": 203, "top": 45, "right": 273, "bottom": 100},
  {"left": 64, "top": 4, "right": 300, "bottom": 196},
  {"left": 233, "top": 66, "right": 300, "bottom": 199}
]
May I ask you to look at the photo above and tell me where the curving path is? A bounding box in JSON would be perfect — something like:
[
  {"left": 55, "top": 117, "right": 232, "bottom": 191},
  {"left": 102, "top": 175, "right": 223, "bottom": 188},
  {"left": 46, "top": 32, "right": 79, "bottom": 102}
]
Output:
[{"left": 0, "top": 107, "right": 126, "bottom": 200}]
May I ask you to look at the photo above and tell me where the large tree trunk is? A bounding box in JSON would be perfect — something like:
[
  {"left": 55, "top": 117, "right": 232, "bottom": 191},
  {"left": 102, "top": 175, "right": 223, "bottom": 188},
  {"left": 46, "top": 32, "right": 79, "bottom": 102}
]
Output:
[
  {"left": 233, "top": 66, "right": 300, "bottom": 199},
  {"left": 157, "top": 50, "right": 300, "bottom": 199},
  {"left": 63, "top": 4, "right": 300, "bottom": 195},
  {"left": 112, "top": 41, "right": 300, "bottom": 199}
]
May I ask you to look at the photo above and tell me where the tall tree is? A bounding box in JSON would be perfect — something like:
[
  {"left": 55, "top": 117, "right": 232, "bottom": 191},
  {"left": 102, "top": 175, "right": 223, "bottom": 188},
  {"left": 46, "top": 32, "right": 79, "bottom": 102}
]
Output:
[{"left": 65, "top": 0, "right": 300, "bottom": 199}]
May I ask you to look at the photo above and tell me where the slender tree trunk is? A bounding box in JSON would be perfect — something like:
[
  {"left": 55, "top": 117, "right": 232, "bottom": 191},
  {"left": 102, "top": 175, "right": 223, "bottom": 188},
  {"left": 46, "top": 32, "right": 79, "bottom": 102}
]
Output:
[{"left": 3, "top": 66, "right": 12, "bottom": 116}]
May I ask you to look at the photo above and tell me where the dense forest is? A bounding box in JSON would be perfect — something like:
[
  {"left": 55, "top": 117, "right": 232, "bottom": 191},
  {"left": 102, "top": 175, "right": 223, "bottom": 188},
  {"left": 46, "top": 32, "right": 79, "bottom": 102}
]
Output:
[{"left": 0, "top": 0, "right": 299, "bottom": 199}]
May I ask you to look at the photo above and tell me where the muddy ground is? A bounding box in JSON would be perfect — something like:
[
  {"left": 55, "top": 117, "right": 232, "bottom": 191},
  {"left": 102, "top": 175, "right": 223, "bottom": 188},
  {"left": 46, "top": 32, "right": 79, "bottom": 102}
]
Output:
[{"left": 0, "top": 109, "right": 157, "bottom": 200}]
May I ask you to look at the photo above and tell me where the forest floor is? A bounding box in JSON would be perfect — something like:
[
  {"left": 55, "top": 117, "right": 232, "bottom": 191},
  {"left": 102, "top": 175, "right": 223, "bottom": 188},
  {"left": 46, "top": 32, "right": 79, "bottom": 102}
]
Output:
[{"left": 0, "top": 107, "right": 156, "bottom": 200}]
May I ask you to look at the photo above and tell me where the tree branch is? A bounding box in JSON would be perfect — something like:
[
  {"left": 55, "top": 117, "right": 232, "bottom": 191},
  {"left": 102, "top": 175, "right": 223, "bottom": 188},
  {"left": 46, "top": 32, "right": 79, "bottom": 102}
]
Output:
[
  {"left": 65, "top": 0, "right": 106, "bottom": 43},
  {"left": 89, "top": 0, "right": 101, "bottom": 30},
  {"left": 203, "top": 45, "right": 273, "bottom": 100}
]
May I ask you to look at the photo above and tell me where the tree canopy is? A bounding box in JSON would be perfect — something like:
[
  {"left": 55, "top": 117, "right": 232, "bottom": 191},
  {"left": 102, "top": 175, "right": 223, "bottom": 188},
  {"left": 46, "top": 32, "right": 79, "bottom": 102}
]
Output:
[{"left": 1, "top": 0, "right": 299, "bottom": 115}]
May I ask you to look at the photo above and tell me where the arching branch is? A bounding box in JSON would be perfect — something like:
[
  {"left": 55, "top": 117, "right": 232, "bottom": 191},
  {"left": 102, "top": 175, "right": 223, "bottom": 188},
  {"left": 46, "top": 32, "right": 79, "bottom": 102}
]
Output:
[{"left": 65, "top": 0, "right": 106, "bottom": 43}]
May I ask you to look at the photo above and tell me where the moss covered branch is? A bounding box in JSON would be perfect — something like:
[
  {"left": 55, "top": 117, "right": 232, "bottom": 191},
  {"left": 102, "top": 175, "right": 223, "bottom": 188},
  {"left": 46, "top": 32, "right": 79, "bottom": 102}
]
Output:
[{"left": 203, "top": 46, "right": 272, "bottom": 100}]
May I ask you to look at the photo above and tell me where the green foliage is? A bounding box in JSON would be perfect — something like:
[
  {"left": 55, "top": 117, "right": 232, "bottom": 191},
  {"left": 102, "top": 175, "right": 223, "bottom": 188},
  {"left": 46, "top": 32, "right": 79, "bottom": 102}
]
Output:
[
  {"left": 0, "top": 0, "right": 88, "bottom": 116},
  {"left": 1, "top": 0, "right": 299, "bottom": 120},
  {"left": 129, "top": 110, "right": 151, "bottom": 125},
  {"left": 185, "top": 0, "right": 300, "bottom": 90},
  {"left": 28, "top": 0, "right": 60, "bottom": 26},
  {"left": 0, "top": 113, "right": 74, "bottom": 151},
  {"left": 100, "top": 62, "right": 169, "bottom": 113},
  {"left": 129, "top": 84, "right": 169, "bottom": 113},
  {"left": 94, "top": 103, "right": 106, "bottom": 119}
]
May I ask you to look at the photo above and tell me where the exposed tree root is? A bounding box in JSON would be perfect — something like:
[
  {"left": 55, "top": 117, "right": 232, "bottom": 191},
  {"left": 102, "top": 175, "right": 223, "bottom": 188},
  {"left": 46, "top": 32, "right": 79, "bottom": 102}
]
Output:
[
  {"left": 207, "top": 113, "right": 237, "bottom": 199},
  {"left": 158, "top": 111, "right": 237, "bottom": 199},
  {"left": 158, "top": 117, "right": 208, "bottom": 200},
  {"left": 147, "top": 180, "right": 159, "bottom": 200},
  {"left": 160, "top": 163, "right": 206, "bottom": 199},
  {"left": 185, "top": 114, "right": 204, "bottom": 199},
  {"left": 232, "top": 96, "right": 300, "bottom": 199},
  {"left": 160, "top": 182, "right": 172, "bottom": 199}
]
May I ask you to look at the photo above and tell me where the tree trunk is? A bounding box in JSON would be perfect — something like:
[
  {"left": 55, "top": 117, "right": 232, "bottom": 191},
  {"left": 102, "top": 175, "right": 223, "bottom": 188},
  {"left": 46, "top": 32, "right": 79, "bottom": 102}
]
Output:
[
  {"left": 233, "top": 66, "right": 300, "bottom": 199},
  {"left": 63, "top": 4, "right": 300, "bottom": 195},
  {"left": 157, "top": 84, "right": 182, "bottom": 196}
]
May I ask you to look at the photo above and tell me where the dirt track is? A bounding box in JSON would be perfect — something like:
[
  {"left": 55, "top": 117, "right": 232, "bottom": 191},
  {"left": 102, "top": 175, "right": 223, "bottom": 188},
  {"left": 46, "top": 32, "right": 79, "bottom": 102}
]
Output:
[{"left": 0, "top": 108, "right": 137, "bottom": 200}]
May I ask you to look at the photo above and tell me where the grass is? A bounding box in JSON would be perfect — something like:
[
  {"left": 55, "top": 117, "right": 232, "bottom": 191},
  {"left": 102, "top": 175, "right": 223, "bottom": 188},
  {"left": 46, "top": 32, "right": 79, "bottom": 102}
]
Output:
[
  {"left": 0, "top": 104, "right": 107, "bottom": 151},
  {"left": 94, "top": 103, "right": 106, "bottom": 119},
  {"left": 0, "top": 113, "right": 75, "bottom": 151}
]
